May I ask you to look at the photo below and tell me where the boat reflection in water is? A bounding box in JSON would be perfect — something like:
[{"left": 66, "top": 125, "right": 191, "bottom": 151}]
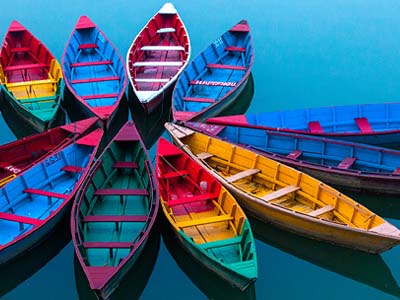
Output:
[
  {"left": 74, "top": 228, "right": 160, "bottom": 300},
  {"left": 161, "top": 215, "right": 256, "bottom": 300},
  {"left": 251, "top": 217, "right": 400, "bottom": 298},
  {"left": 0, "top": 215, "right": 71, "bottom": 298}
]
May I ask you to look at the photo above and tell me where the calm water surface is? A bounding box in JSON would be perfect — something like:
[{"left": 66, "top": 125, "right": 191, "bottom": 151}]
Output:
[{"left": 1, "top": 1, "right": 400, "bottom": 299}]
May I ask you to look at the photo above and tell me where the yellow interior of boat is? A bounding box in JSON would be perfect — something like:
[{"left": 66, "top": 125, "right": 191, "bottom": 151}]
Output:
[
  {"left": 4, "top": 59, "right": 62, "bottom": 100},
  {"left": 176, "top": 128, "right": 387, "bottom": 231},
  {"left": 161, "top": 188, "right": 247, "bottom": 245}
]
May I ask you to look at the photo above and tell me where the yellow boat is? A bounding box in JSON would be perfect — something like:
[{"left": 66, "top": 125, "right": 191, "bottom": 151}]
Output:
[{"left": 165, "top": 122, "right": 400, "bottom": 254}]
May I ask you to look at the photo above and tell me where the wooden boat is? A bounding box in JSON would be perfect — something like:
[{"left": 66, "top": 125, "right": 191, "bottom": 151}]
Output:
[
  {"left": 62, "top": 16, "right": 128, "bottom": 128},
  {"left": 126, "top": 2, "right": 190, "bottom": 114},
  {"left": 185, "top": 121, "right": 400, "bottom": 196},
  {"left": 206, "top": 102, "right": 400, "bottom": 147},
  {"left": 165, "top": 122, "right": 400, "bottom": 254},
  {"left": 172, "top": 20, "right": 254, "bottom": 122},
  {"left": 156, "top": 137, "right": 257, "bottom": 290},
  {"left": 0, "top": 128, "right": 102, "bottom": 265},
  {"left": 0, "top": 117, "right": 98, "bottom": 187},
  {"left": 0, "top": 20, "right": 65, "bottom": 133},
  {"left": 71, "top": 121, "right": 158, "bottom": 299}
]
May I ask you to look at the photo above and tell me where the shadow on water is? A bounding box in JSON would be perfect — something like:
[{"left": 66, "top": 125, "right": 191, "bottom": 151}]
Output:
[
  {"left": 129, "top": 73, "right": 254, "bottom": 149},
  {"left": 0, "top": 214, "right": 71, "bottom": 297},
  {"left": 160, "top": 214, "right": 256, "bottom": 300},
  {"left": 74, "top": 227, "right": 161, "bottom": 300},
  {"left": 250, "top": 216, "right": 400, "bottom": 298}
]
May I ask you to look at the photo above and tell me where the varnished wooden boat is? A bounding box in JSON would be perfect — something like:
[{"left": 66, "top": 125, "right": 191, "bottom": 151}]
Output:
[
  {"left": 62, "top": 16, "right": 128, "bottom": 128},
  {"left": 126, "top": 2, "right": 190, "bottom": 114},
  {"left": 184, "top": 121, "right": 400, "bottom": 196},
  {"left": 165, "top": 122, "right": 400, "bottom": 254},
  {"left": 71, "top": 121, "right": 158, "bottom": 299},
  {"left": 172, "top": 20, "right": 254, "bottom": 122},
  {"left": 0, "top": 128, "right": 102, "bottom": 265},
  {"left": 0, "top": 20, "right": 65, "bottom": 133},
  {"left": 156, "top": 137, "right": 257, "bottom": 290},
  {"left": 0, "top": 117, "right": 98, "bottom": 187}
]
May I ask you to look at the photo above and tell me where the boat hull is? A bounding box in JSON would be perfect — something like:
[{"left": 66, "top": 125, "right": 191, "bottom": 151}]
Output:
[{"left": 1, "top": 87, "right": 65, "bottom": 135}]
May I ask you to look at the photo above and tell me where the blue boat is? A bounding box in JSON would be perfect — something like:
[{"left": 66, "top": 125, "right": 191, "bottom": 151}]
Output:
[
  {"left": 207, "top": 102, "right": 400, "bottom": 147},
  {"left": 0, "top": 128, "right": 102, "bottom": 265},
  {"left": 185, "top": 121, "right": 400, "bottom": 196},
  {"left": 62, "top": 16, "right": 128, "bottom": 128},
  {"left": 172, "top": 20, "right": 254, "bottom": 122}
]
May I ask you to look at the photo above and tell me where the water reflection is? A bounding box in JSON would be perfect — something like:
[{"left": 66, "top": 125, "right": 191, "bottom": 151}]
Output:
[
  {"left": 74, "top": 228, "right": 161, "bottom": 300},
  {"left": 251, "top": 217, "right": 400, "bottom": 298},
  {"left": 0, "top": 215, "right": 70, "bottom": 297},
  {"left": 161, "top": 215, "right": 256, "bottom": 300}
]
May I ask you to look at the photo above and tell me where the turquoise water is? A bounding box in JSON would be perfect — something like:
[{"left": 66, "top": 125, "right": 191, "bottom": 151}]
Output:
[{"left": 1, "top": 1, "right": 400, "bottom": 299}]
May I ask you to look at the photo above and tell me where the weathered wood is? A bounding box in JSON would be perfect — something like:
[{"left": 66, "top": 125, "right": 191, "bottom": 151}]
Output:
[
  {"left": 226, "top": 168, "right": 260, "bottom": 183},
  {"left": 261, "top": 185, "right": 300, "bottom": 202},
  {"left": 308, "top": 205, "right": 334, "bottom": 217}
]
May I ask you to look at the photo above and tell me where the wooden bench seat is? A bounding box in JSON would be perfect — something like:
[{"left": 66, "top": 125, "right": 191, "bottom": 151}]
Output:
[
  {"left": 0, "top": 212, "right": 43, "bottom": 226},
  {"left": 287, "top": 150, "right": 303, "bottom": 159},
  {"left": 78, "top": 43, "right": 98, "bottom": 50},
  {"left": 82, "top": 93, "right": 119, "bottom": 100},
  {"left": 94, "top": 188, "right": 149, "bottom": 196},
  {"left": 132, "top": 61, "right": 183, "bottom": 67},
  {"left": 112, "top": 161, "right": 139, "bottom": 169},
  {"left": 82, "top": 241, "right": 134, "bottom": 248},
  {"left": 261, "top": 185, "right": 301, "bottom": 202},
  {"left": 156, "top": 27, "right": 176, "bottom": 34},
  {"left": 168, "top": 192, "right": 219, "bottom": 206},
  {"left": 226, "top": 168, "right": 260, "bottom": 183},
  {"left": 164, "top": 170, "right": 189, "bottom": 179},
  {"left": 4, "top": 63, "right": 47, "bottom": 72},
  {"left": 176, "top": 214, "right": 233, "bottom": 228},
  {"left": 70, "top": 60, "right": 112, "bottom": 68},
  {"left": 141, "top": 45, "right": 184, "bottom": 51},
  {"left": 24, "top": 188, "right": 68, "bottom": 199},
  {"left": 82, "top": 215, "right": 148, "bottom": 222},
  {"left": 71, "top": 76, "right": 120, "bottom": 84},
  {"left": 337, "top": 157, "right": 356, "bottom": 169},
  {"left": 207, "top": 64, "right": 246, "bottom": 71},
  {"left": 197, "top": 152, "right": 214, "bottom": 160},
  {"left": 308, "top": 205, "right": 334, "bottom": 217},
  {"left": 183, "top": 97, "right": 215, "bottom": 103},
  {"left": 61, "top": 165, "right": 83, "bottom": 173},
  {"left": 11, "top": 47, "right": 30, "bottom": 53},
  {"left": 308, "top": 121, "right": 324, "bottom": 133},
  {"left": 225, "top": 46, "right": 246, "bottom": 52},
  {"left": 135, "top": 78, "right": 169, "bottom": 83},
  {"left": 198, "top": 236, "right": 242, "bottom": 250},
  {"left": 354, "top": 117, "right": 373, "bottom": 133}
]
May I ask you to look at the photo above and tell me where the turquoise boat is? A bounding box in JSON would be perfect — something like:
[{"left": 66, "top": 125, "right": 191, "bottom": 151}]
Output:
[{"left": 71, "top": 121, "right": 158, "bottom": 299}]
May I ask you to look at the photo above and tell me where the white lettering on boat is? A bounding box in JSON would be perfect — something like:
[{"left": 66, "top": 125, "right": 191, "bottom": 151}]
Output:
[
  {"left": 45, "top": 152, "right": 62, "bottom": 167},
  {"left": 5, "top": 165, "right": 21, "bottom": 174},
  {"left": 213, "top": 37, "right": 223, "bottom": 48},
  {"left": 192, "top": 80, "right": 236, "bottom": 87}
]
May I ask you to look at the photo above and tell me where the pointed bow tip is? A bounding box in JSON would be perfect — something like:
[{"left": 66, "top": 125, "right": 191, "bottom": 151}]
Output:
[
  {"left": 76, "top": 15, "right": 96, "bottom": 29},
  {"left": 159, "top": 2, "right": 177, "bottom": 14},
  {"left": 230, "top": 20, "right": 250, "bottom": 32},
  {"left": 9, "top": 20, "right": 26, "bottom": 32}
]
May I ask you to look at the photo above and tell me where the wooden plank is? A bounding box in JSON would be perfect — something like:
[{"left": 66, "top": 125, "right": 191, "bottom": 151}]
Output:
[
  {"left": 70, "top": 60, "right": 112, "bottom": 67},
  {"left": 0, "top": 212, "right": 43, "bottom": 226},
  {"left": 308, "top": 205, "right": 334, "bottom": 217},
  {"left": 78, "top": 43, "right": 98, "bottom": 50},
  {"left": 177, "top": 214, "right": 233, "bottom": 228},
  {"left": 183, "top": 97, "right": 215, "bottom": 103},
  {"left": 337, "top": 157, "right": 356, "bottom": 169},
  {"left": 82, "top": 93, "right": 118, "bottom": 100},
  {"left": 61, "top": 165, "right": 83, "bottom": 173},
  {"left": 135, "top": 78, "right": 169, "bottom": 83},
  {"left": 132, "top": 61, "right": 182, "bottom": 67},
  {"left": 82, "top": 215, "right": 148, "bottom": 222},
  {"left": 82, "top": 242, "right": 133, "bottom": 248},
  {"left": 94, "top": 188, "right": 149, "bottom": 196},
  {"left": 354, "top": 117, "right": 373, "bottom": 133},
  {"left": 207, "top": 64, "right": 246, "bottom": 71},
  {"left": 71, "top": 76, "right": 120, "bottom": 84},
  {"left": 197, "top": 152, "right": 213, "bottom": 160},
  {"left": 226, "top": 168, "right": 260, "bottom": 183},
  {"left": 24, "top": 188, "right": 68, "bottom": 199},
  {"left": 308, "top": 121, "right": 324, "bottom": 133},
  {"left": 287, "top": 150, "right": 302, "bottom": 159},
  {"left": 261, "top": 185, "right": 301, "bottom": 202},
  {"left": 198, "top": 236, "right": 242, "bottom": 249},
  {"left": 141, "top": 45, "right": 184, "bottom": 51},
  {"left": 156, "top": 27, "right": 176, "bottom": 34},
  {"left": 225, "top": 46, "right": 246, "bottom": 52},
  {"left": 4, "top": 63, "right": 47, "bottom": 72},
  {"left": 168, "top": 192, "right": 219, "bottom": 206},
  {"left": 112, "top": 161, "right": 138, "bottom": 169}
]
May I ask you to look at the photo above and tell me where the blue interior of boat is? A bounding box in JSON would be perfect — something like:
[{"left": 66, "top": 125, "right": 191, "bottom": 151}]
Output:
[{"left": 0, "top": 142, "right": 94, "bottom": 246}]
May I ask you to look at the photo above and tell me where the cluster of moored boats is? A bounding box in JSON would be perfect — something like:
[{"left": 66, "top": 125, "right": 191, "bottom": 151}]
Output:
[{"left": 0, "top": 2, "right": 400, "bottom": 299}]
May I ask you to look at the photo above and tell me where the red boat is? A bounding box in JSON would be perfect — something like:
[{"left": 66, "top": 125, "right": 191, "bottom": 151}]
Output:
[
  {"left": 126, "top": 2, "right": 191, "bottom": 114},
  {"left": 0, "top": 117, "right": 98, "bottom": 187}
]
